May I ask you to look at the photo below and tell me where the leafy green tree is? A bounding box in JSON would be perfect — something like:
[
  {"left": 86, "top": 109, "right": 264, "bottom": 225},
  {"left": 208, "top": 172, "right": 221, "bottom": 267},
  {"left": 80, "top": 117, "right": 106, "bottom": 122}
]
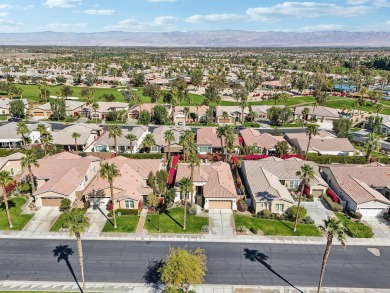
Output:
[
  {"left": 50, "top": 98, "right": 66, "bottom": 121},
  {"left": 16, "top": 121, "right": 29, "bottom": 148},
  {"left": 203, "top": 84, "right": 218, "bottom": 102},
  {"left": 100, "top": 93, "right": 116, "bottom": 102},
  {"left": 72, "top": 132, "right": 81, "bottom": 152},
  {"left": 317, "top": 217, "right": 346, "bottom": 293},
  {"left": 313, "top": 90, "right": 329, "bottom": 106},
  {"left": 139, "top": 110, "right": 151, "bottom": 126},
  {"left": 100, "top": 163, "right": 121, "bottom": 228},
  {"left": 108, "top": 125, "right": 122, "bottom": 153},
  {"left": 0, "top": 170, "right": 14, "bottom": 228},
  {"left": 152, "top": 105, "right": 168, "bottom": 125},
  {"left": 164, "top": 130, "right": 175, "bottom": 161},
  {"left": 364, "top": 133, "right": 381, "bottom": 163},
  {"left": 367, "top": 115, "right": 383, "bottom": 134},
  {"left": 159, "top": 247, "right": 207, "bottom": 292},
  {"left": 305, "top": 124, "right": 319, "bottom": 159},
  {"left": 143, "top": 84, "right": 162, "bottom": 103},
  {"left": 59, "top": 198, "right": 72, "bottom": 212},
  {"left": 224, "top": 125, "right": 235, "bottom": 162},
  {"left": 60, "top": 85, "right": 73, "bottom": 99},
  {"left": 239, "top": 97, "right": 248, "bottom": 124},
  {"left": 21, "top": 150, "right": 39, "bottom": 193},
  {"left": 178, "top": 177, "right": 193, "bottom": 231},
  {"left": 266, "top": 107, "right": 293, "bottom": 126},
  {"left": 91, "top": 102, "right": 99, "bottom": 123},
  {"left": 9, "top": 99, "right": 25, "bottom": 118},
  {"left": 133, "top": 73, "right": 145, "bottom": 87},
  {"left": 332, "top": 118, "right": 352, "bottom": 138},
  {"left": 294, "top": 164, "right": 315, "bottom": 232},
  {"left": 143, "top": 133, "right": 156, "bottom": 153},
  {"left": 179, "top": 130, "right": 195, "bottom": 162},
  {"left": 62, "top": 208, "right": 90, "bottom": 293},
  {"left": 190, "top": 68, "right": 203, "bottom": 89},
  {"left": 275, "top": 141, "right": 289, "bottom": 157},
  {"left": 125, "top": 133, "right": 137, "bottom": 154},
  {"left": 147, "top": 193, "right": 160, "bottom": 213}
]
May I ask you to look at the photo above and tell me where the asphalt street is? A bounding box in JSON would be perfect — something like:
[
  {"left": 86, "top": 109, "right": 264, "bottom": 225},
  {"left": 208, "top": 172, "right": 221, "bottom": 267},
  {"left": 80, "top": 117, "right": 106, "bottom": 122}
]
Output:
[{"left": 0, "top": 239, "right": 389, "bottom": 289}]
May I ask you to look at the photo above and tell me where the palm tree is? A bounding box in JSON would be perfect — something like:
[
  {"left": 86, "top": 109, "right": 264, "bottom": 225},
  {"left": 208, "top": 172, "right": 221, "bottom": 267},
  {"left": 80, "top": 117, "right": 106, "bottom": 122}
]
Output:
[
  {"left": 224, "top": 125, "right": 235, "bottom": 162},
  {"left": 216, "top": 125, "right": 226, "bottom": 159},
  {"left": 305, "top": 124, "right": 319, "bottom": 159},
  {"left": 21, "top": 151, "right": 39, "bottom": 193},
  {"left": 63, "top": 208, "right": 90, "bottom": 293},
  {"left": 375, "top": 104, "right": 383, "bottom": 117},
  {"left": 214, "top": 95, "right": 222, "bottom": 123},
  {"left": 178, "top": 177, "right": 193, "bottom": 231},
  {"left": 72, "top": 132, "right": 81, "bottom": 152},
  {"left": 99, "top": 163, "right": 121, "bottom": 229},
  {"left": 164, "top": 130, "right": 175, "bottom": 161},
  {"left": 16, "top": 121, "right": 29, "bottom": 149},
  {"left": 239, "top": 98, "right": 248, "bottom": 124},
  {"left": 317, "top": 217, "right": 346, "bottom": 293},
  {"left": 363, "top": 133, "right": 381, "bottom": 163},
  {"left": 183, "top": 106, "right": 190, "bottom": 123},
  {"left": 41, "top": 132, "right": 53, "bottom": 155},
  {"left": 124, "top": 133, "right": 137, "bottom": 154},
  {"left": 294, "top": 164, "right": 315, "bottom": 232},
  {"left": 0, "top": 170, "right": 14, "bottom": 228},
  {"left": 108, "top": 125, "right": 122, "bottom": 153},
  {"left": 143, "top": 133, "right": 156, "bottom": 153},
  {"left": 179, "top": 130, "right": 195, "bottom": 162},
  {"left": 275, "top": 141, "right": 289, "bottom": 157},
  {"left": 188, "top": 153, "right": 200, "bottom": 206},
  {"left": 91, "top": 102, "right": 99, "bottom": 123}
]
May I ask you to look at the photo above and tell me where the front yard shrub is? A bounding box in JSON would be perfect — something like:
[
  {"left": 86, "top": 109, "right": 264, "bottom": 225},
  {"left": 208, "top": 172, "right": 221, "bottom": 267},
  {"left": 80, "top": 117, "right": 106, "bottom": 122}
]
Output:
[
  {"left": 303, "top": 216, "right": 315, "bottom": 224},
  {"left": 236, "top": 225, "right": 248, "bottom": 233},
  {"left": 116, "top": 208, "right": 139, "bottom": 216},
  {"left": 256, "top": 209, "right": 271, "bottom": 219},
  {"left": 201, "top": 225, "right": 209, "bottom": 233},
  {"left": 323, "top": 196, "right": 343, "bottom": 212},
  {"left": 336, "top": 213, "right": 374, "bottom": 238},
  {"left": 349, "top": 211, "right": 363, "bottom": 220},
  {"left": 284, "top": 205, "right": 307, "bottom": 222},
  {"left": 250, "top": 227, "right": 259, "bottom": 234},
  {"left": 237, "top": 198, "right": 248, "bottom": 212},
  {"left": 187, "top": 207, "right": 197, "bottom": 215},
  {"left": 59, "top": 198, "right": 71, "bottom": 212}
]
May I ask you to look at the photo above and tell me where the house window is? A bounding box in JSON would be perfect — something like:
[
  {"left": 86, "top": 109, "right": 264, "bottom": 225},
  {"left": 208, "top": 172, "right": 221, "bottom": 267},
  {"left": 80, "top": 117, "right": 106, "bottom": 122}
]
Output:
[
  {"left": 276, "top": 204, "right": 284, "bottom": 212},
  {"left": 151, "top": 145, "right": 159, "bottom": 152},
  {"left": 289, "top": 180, "right": 300, "bottom": 189},
  {"left": 199, "top": 146, "right": 209, "bottom": 153},
  {"left": 10, "top": 168, "right": 14, "bottom": 176},
  {"left": 125, "top": 200, "right": 134, "bottom": 209}
]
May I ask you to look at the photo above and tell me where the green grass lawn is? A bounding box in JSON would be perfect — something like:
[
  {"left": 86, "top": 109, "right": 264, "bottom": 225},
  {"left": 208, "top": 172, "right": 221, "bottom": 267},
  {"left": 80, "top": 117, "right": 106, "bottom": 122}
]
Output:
[
  {"left": 335, "top": 212, "right": 374, "bottom": 238},
  {"left": 50, "top": 213, "right": 66, "bottom": 232},
  {"left": 353, "top": 144, "right": 386, "bottom": 158},
  {"left": 145, "top": 207, "right": 208, "bottom": 234},
  {"left": 102, "top": 215, "right": 139, "bottom": 233},
  {"left": 0, "top": 197, "right": 33, "bottom": 230},
  {"left": 0, "top": 115, "right": 8, "bottom": 120},
  {"left": 234, "top": 214, "right": 321, "bottom": 236}
]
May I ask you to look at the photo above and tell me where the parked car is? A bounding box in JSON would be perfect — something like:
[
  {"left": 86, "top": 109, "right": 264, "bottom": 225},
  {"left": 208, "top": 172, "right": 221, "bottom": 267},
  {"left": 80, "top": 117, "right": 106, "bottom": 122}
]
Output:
[
  {"left": 7, "top": 116, "right": 21, "bottom": 122},
  {"left": 234, "top": 125, "right": 246, "bottom": 134}
]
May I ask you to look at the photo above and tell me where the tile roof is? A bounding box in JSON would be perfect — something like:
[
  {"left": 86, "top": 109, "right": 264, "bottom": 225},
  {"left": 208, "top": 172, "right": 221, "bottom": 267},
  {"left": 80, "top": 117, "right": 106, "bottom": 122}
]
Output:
[
  {"left": 96, "top": 102, "right": 128, "bottom": 113},
  {"left": 216, "top": 106, "right": 249, "bottom": 117},
  {"left": 294, "top": 106, "right": 339, "bottom": 118},
  {"left": 286, "top": 130, "right": 336, "bottom": 140},
  {"left": 240, "top": 128, "right": 287, "bottom": 150},
  {"left": 197, "top": 127, "right": 240, "bottom": 147},
  {"left": 174, "top": 105, "right": 208, "bottom": 117},
  {"left": 0, "top": 122, "right": 49, "bottom": 141},
  {"left": 152, "top": 125, "right": 190, "bottom": 147},
  {"left": 289, "top": 137, "right": 356, "bottom": 153},
  {"left": 175, "top": 162, "right": 238, "bottom": 199},
  {"left": 92, "top": 126, "right": 148, "bottom": 147},
  {"left": 0, "top": 152, "right": 24, "bottom": 169},
  {"left": 34, "top": 100, "right": 85, "bottom": 111},
  {"left": 0, "top": 98, "right": 28, "bottom": 109}
]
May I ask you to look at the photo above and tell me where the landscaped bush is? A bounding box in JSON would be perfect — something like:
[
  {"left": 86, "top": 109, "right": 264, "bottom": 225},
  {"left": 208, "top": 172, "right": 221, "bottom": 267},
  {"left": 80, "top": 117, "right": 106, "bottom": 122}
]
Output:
[
  {"left": 0, "top": 149, "right": 19, "bottom": 157},
  {"left": 323, "top": 196, "right": 343, "bottom": 212},
  {"left": 59, "top": 198, "right": 71, "bottom": 212},
  {"left": 120, "top": 153, "right": 164, "bottom": 159},
  {"left": 250, "top": 227, "right": 259, "bottom": 235},
  {"left": 256, "top": 209, "right": 271, "bottom": 219},
  {"left": 236, "top": 225, "right": 248, "bottom": 233},
  {"left": 307, "top": 154, "right": 367, "bottom": 164},
  {"left": 201, "top": 225, "right": 209, "bottom": 233},
  {"left": 303, "top": 216, "right": 315, "bottom": 224},
  {"left": 336, "top": 213, "right": 373, "bottom": 238},
  {"left": 349, "top": 211, "right": 363, "bottom": 220},
  {"left": 237, "top": 198, "right": 248, "bottom": 212},
  {"left": 187, "top": 207, "right": 197, "bottom": 215},
  {"left": 326, "top": 188, "right": 340, "bottom": 203},
  {"left": 116, "top": 209, "right": 139, "bottom": 216},
  {"left": 284, "top": 205, "right": 308, "bottom": 222}
]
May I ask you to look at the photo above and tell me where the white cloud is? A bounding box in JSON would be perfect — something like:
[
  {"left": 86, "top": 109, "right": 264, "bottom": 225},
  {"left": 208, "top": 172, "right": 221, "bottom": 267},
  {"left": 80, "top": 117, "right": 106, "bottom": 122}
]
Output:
[
  {"left": 0, "top": 12, "right": 9, "bottom": 16},
  {"left": 185, "top": 14, "right": 245, "bottom": 23},
  {"left": 82, "top": 9, "right": 115, "bottom": 15},
  {"left": 385, "top": 20, "right": 390, "bottom": 24},
  {"left": 0, "top": 4, "right": 12, "bottom": 9},
  {"left": 104, "top": 16, "right": 178, "bottom": 31},
  {"left": 0, "top": 19, "right": 22, "bottom": 32},
  {"left": 299, "top": 24, "right": 346, "bottom": 32},
  {"left": 346, "top": 0, "right": 369, "bottom": 4},
  {"left": 44, "top": 0, "right": 81, "bottom": 8},
  {"left": 146, "top": 0, "right": 177, "bottom": 2},
  {"left": 45, "top": 22, "right": 87, "bottom": 30},
  {"left": 21, "top": 5, "right": 34, "bottom": 10}
]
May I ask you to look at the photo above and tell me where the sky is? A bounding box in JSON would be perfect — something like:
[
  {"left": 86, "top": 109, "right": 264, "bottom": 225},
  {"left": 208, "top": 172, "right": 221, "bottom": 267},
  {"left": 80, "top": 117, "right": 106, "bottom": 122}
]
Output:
[{"left": 0, "top": 0, "right": 390, "bottom": 33}]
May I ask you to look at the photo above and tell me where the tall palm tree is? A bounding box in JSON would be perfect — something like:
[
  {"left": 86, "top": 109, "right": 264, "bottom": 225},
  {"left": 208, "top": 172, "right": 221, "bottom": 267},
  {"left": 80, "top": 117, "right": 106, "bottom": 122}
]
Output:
[
  {"left": 178, "top": 177, "right": 193, "bottom": 231},
  {"left": 108, "top": 125, "right": 122, "bottom": 153},
  {"left": 305, "top": 124, "right": 319, "bottom": 159},
  {"left": 99, "top": 163, "right": 121, "bottom": 229},
  {"left": 164, "top": 130, "right": 175, "bottom": 161},
  {"left": 21, "top": 151, "right": 39, "bottom": 193},
  {"left": 294, "top": 164, "right": 315, "bottom": 232},
  {"left": 224, "top": 125, "right": 235, "bottom": 162},
  {"left": 363, "top": 133, "right": 381, "bottom": 163},
  {"left": 72, "top": 132, "right": 81, "bottom": 152},
  {"left": 16, "top": 121, "right": 29, "bottom": 149},
  {"left": 91, "top": 102, "right": 99, "bottom": 123},
  {"left": 179, "top": 130, "right": 195, "bottom": 162},
  {"left": 188, "top": 153, "right": 200, "bottom": 206},
  {"left": 275, "top": 141, "right": 289, "bottom": 157},
  {"left": 216, "top": 125, "right": 226, "bottom": 160},
  {"left": 143, "top": 133, "right": 156, "bottom": 153},
  {"left": 317, "top": 217, "right": 346, "bottom": 293},
  {"left": 214, "top": 95, "right": 222, "bottom": 123},
  {"left": 63, "top": 208, "right": 90, "bottom": 293},
  {"left": 41, "top": 132, "right": 53, "bottom": 155},
  {"left": 239, "top": 98, "right": 248, "bottom": 124},
  {"left": 0, "top": 170, "right": 14, "bottom": 228},
  {"left": 124, "top": 133, "right": 137, "bottom": 154}
]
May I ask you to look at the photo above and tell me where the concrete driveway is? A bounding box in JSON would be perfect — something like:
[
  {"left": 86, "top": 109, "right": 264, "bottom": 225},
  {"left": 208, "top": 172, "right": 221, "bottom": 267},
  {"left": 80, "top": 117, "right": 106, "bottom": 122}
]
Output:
[
  {"left": 208, "top": 209, "right": 235, "bottom": 235},
  {"left": 301, "top": 197, "right": 335, "bottom": 227},
  {"left": 85, "top": 206, "right": 109, "bottom": 235},
  {"left": 22, "top": 207, "right": 60, "bottom": 233},
  {"left": 363, "top": 216, "right": 390, "bottom": 238}
]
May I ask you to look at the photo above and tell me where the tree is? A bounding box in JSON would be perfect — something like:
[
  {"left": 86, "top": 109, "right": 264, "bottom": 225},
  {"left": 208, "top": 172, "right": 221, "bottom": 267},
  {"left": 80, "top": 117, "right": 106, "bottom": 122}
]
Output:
[
  {"left": 152, "top": 105, "right": 168, "bottom": 125},
  {"left": 100, "top": 163, "right": 121, "bottom": 229},
  {"left": 317, "top": 217, "right": 346, "bottom": 293},
  {"left": 100, "top": 93, "right": 116, "bottom": 102},
  {"left": 143, "top": 133, "right": 156, "bottom": 153},
  {"left": 108, "top": 125, "right": 122, "bottom": 153},
  {"left": 138, "top": 110, "right": 151, "bottom": 126},
  {"left": 0, "top": 170, "right": 14, "bottom": 228},
  {"left": 9, "top": 99, "right": 25, "bottom": 118},
  {"left": 133, "top": 73, "right": 145, "bottom": 87},
  {"left": 179, "top": 130, "right": 195, "bottom": 162},
  {"left": 275, "top": 141, "right": 289, "bottom": 157},
  {"left": 91, "top": 102, "right": 99, "bottom": 123},
  {"left": 294, "top": 164, "right": 315, "bottom": 232},
  {"left": 159, "top": 247, "right": 207, "bottom": 292},
  {"left": 16, "top": 121, "right": 29, "bottom": 148},
  {"left": 224, "top": 125, "right": 235, "bottom": 162},
  {"left": 364, "top": 132, "right": 381, "bottom": 163},
  {"left": 188, "top": 153, "right": 200, "bottom": 206},
  {"left": 60, "top": 85, "right": 73, "bottom": 99},
  {"left": 190, "top": 69, "right": 203, "bottom": 89},
  {"left": 178, "top": 177, "right": 193, "bottom": 231},
  {"left": 41, "top": 132, "right": 53, "bottom": 155},
  {"left": 313, "top": 90, "right": 329, "bottom": 106},
  {"left": 216, "top": 125, "right": 227, "bottom": 161},
  {"left": 375, "top": 104, "right": 383, "bottom": 116},
  {"left": 72, "top": 132, "right": 81, "bottom": 152},
  {"left": 332, "top": 118, "right": 352, "bottom": 138},
  {"left": 143, "top": 84, "right": 162, "bottom": 103},
  {"left": 50, "top": 98, "right": 66, "bottom": 121},
  {"left": 62, "top": 208, "right": 90, "bottom": 293},
  {"left": 367, "top": 115, "right": 383, "bottom": 134},
  {"left": 266, "top": 106, "right": 293, "bottom": 126},
  {"left": 21, "top": 150, "right": 39, "bottom": 193},
  {"left": 239, "top": 98, "right": 248, "bottom": 124},
  {"left": 125, "top": 133, "right": 137, "bottom": 154},
  {"left": 305, "top": 124, "right": 319, "bottom": 159},
  {"left": 147, "top": 193, "right": 160, "bottom": 213},
  {"left": 164, "top": 130, "right": 175, "bottom": 161}
]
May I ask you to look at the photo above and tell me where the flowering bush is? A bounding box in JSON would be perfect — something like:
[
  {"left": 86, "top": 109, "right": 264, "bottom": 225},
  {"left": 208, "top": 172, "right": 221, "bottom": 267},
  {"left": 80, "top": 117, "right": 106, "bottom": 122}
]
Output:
[{"left": 326, "top": 188, "right": 340, "bottom": 203}]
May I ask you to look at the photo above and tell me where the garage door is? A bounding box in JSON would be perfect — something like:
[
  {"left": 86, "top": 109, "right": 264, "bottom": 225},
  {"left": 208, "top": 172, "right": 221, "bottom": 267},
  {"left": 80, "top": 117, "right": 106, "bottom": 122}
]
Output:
[
  {"left": 41, "top": 197, "right": 62, "bottom": 206},
  {"left": 209, "top": 200, "right": 232, "bottom": 209},
  {"left": 358, "top": 208, "right": 384, "bottom": 217},
  {"left": 34, "top": 112, "right": 44, "bottom": 116},
  {"left": 312, "top": 189, "right": 324, "bottom": 197}
]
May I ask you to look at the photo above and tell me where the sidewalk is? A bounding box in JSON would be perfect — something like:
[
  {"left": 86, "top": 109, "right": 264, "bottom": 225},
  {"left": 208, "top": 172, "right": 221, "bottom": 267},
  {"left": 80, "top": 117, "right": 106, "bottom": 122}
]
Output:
[{"left": 0, "top": 281, "right": 389, "bottom": 293}]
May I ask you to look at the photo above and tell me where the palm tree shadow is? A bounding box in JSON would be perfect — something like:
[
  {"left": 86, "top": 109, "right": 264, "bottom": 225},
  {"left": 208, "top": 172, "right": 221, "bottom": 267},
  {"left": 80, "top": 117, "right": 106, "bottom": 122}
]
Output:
[
  {"left": 0, "top": 200, "right": 16, "bottom": 211},
  {"left": 53, "top": 245, "right": 83, "bottom": 293},
  {"left": 95, "top": 205, "right": 114, "bottom": 226},
  {"left": 164, "top": 210, "right": 183, "bottom": 229},
  {"left": 278, "top": 219, "right": 293, "bottom": 231},
  {"left": 243, "top": 248, "right": 303, "bottom": 293},
  {"left": 143, "top": 259, "right": 164, "bottom": 292}
]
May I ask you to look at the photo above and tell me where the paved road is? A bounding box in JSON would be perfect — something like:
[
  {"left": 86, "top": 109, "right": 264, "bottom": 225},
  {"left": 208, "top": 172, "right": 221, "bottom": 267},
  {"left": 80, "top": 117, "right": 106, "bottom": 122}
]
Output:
[{"left": 0, "top": 239, "right": 390, "bottom": 289}]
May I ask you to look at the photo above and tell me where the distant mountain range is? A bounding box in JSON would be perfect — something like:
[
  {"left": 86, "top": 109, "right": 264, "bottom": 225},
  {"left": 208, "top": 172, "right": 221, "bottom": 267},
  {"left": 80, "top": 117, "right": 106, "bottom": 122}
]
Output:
[{"left": 1, "top": 30, "right": 390, "bottom": 47}]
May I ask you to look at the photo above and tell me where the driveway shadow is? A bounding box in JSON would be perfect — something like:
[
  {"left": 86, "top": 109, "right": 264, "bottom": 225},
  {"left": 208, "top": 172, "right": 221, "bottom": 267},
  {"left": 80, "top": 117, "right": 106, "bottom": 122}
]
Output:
[
  {"left": 53, "top": 244, "right": 83, "bottom": 293},
  {"left": 243, "top": 248, "right": 303, "bottom": 293},
  {"left": 143, "top": 259, "right": 164, "bottom": 292}
]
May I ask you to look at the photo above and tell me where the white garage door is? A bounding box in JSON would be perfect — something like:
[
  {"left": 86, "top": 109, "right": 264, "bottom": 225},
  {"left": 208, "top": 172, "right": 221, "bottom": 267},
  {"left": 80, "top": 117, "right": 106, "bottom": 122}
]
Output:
[{"left": 358, "top": 208, "right": 384, "bottom": 217}]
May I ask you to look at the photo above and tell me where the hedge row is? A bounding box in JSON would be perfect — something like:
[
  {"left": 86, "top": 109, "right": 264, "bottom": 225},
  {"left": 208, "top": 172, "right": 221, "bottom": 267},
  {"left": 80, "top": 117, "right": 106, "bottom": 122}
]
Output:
[
  {"left": 116, "top": 209, "right": 139, "bottom": 215},
  {"left": 307, "top": 154, "right": 390, "bottom": 164},
  {"left": 323, "top": 196, "right": 343, "bottom": 212},
  {"left": 0, "top": 149, "right": 19, "bottom": 157},
  {"left": 119, "top": 153, "right": 164, "bottom": 159}
]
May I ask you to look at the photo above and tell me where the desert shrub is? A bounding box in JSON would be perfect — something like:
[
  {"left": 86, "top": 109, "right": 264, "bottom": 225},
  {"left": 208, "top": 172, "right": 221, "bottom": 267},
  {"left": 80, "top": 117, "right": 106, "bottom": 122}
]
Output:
[
  {"left": 116, "top": 208, "right": 139, "bottom": 216},
  {"left": 284, "top": 205, "right": 307, "bottom": 222},
  {"left": 237, "top": 198, "right": 248, "bottom": 212},
  {"left": 187, "top": 207, "right": 197, "bottom": 215},
  {"left": 236, "top": 225, "right": 248, "bottom": 233},
  {"left": 303, "top": 216, "right": 315, "bottom": 224},
  {"left": 256, "top": 209, "right": 271, "bottom": 219},
  {"left": 323, "top": 196, "right": 343, "bottom": 212},
  {"left": 349, "top": 211, "right": 363, "bottom": 219},
  {"left": 201, "top": 225, "right": 209, "bottom": 233}
]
